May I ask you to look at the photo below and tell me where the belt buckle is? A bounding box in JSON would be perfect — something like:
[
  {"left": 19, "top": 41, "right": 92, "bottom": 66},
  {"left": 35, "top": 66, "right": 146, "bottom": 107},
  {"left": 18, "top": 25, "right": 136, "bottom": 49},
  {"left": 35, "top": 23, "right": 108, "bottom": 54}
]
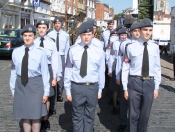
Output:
[
  {"left": 85, "top": 82, "right": 90, "bottom": 86},
  {"left": 142, "top": 77, "right": 147, "bottom": 80}
]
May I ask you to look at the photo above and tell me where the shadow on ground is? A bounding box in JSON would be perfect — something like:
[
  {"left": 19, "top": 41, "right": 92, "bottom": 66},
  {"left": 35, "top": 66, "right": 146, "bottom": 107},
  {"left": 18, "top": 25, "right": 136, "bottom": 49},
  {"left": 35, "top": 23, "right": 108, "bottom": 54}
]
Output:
[
  {"left": 58, "top": 101, "right": 73, "bottom": 132},
  {"left": 160, "top": 84, "right": 175, "bottom": 93}
]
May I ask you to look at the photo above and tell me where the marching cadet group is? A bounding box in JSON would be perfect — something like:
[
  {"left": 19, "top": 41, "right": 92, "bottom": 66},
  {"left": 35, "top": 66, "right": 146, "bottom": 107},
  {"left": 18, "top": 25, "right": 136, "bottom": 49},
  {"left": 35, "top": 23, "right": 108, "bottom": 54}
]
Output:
[{"left": 9, "top": 16, "right": 161, "bottom": 132}]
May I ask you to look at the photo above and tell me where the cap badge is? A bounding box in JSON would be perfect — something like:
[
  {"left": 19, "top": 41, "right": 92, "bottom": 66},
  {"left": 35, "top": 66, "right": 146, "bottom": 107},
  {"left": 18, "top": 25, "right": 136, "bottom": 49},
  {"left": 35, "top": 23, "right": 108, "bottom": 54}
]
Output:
[
  {"left": 86, "top": 29, "right": 90, "bottom": 32},
  {"left": 41, "top": 20, "right": 44, "bottom": 23},
  {"left": 28, "top": 27, "right": 32, "bottom": 31}
]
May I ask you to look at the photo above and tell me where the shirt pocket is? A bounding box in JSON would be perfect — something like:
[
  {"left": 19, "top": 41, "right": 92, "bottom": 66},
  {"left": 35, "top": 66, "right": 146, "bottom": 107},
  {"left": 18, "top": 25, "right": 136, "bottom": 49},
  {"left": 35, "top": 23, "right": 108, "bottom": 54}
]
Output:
[
  {"left": 72, "top": 55, "right": 81, "bottom": 70},
  {"left": 89, "top": 55, "right": 100, "bottom": 69},
  {"left": 44, "top": 47, "right": 52, "bottom": 61},
  {"left": 149, "top": 52, "right": 157, "bottom": 67},
  {"left": 130, "top": 51, "right": 143, "bottom": 66},
  {"left": 60, "top": 38, "right": 66, "bottom": 51},
  {"left": 28, "top": 57, "right": 40, "bottom": 71}
]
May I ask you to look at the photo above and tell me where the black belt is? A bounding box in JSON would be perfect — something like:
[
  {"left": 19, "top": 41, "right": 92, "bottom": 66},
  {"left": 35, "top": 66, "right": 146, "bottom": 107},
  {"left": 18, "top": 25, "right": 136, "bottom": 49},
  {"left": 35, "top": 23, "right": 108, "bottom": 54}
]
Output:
[
  {"left": 130, "top": 75, "right": 154, "bottom": 80},
  {"left": 71, "top": 81, "right": 97, "bottom": 86}
]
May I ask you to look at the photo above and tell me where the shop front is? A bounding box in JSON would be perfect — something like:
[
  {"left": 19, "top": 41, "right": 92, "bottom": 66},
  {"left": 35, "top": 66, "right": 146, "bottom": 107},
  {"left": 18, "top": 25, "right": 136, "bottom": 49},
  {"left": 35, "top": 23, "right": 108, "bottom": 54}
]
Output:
[{"left": 21, "top": 13, "right": 30, "bottom": 28}]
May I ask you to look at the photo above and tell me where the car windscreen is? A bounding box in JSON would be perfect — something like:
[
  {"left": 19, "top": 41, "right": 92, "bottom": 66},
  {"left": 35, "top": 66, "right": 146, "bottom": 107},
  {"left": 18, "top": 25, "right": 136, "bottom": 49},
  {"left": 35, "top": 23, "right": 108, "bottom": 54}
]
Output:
[{"left": 0, "top": 30, "right": 18, "bottom": 37}]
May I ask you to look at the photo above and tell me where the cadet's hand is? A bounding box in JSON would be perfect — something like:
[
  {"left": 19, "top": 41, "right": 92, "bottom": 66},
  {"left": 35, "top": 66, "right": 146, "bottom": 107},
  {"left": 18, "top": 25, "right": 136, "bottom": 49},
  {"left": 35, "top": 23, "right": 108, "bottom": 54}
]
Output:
[
  {"left": 116, "top": 80, "right": 120, "bottom": 85},
  {"left": 108, "top": 73, "right": 112, "bottom": 77},
  {"left": 154, "top": 90, "right": 159, "bottom": 99},
  {"left": 98, "top": 94, "right": 102, "bottom": 99},
  {"left": 42, "top": 96, "right": 48, "bottom": 103},
  {"left": 124, "top": 90, "right": 129, "bottom": 100},
  {"left": 52, "top": 78, "right": 57, "bottom": 87},
  {"left": 12, "top": 95, "right": 14, "bottom": 99},
  {"left": 67, "top": 95, "right": 72, "bottom": 102}
]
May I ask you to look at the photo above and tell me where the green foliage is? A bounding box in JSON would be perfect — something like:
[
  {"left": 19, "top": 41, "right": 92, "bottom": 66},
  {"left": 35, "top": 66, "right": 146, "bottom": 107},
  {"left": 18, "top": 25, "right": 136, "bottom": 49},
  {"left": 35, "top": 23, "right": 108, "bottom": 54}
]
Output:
[
  {"left": 114, "top": 10, "right": 125, "bottom": 20},
  {"left": 138, "top": 0, "right": 154, "bottom": 21}
]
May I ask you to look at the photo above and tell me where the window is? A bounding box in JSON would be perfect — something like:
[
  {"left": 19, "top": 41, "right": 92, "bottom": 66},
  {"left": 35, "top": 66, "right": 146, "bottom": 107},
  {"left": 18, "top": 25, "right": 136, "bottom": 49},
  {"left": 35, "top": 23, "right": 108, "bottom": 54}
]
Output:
[{"left": 0, "top": 30, "right": 17, "bottom": 37}]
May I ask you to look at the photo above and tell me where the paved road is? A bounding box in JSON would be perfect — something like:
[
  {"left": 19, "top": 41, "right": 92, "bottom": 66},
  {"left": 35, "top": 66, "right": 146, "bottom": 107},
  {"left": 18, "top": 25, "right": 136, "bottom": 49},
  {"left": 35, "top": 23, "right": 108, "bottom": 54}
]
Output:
[{"left": 0, "top": 55, "right": 175, "bottom": 132}]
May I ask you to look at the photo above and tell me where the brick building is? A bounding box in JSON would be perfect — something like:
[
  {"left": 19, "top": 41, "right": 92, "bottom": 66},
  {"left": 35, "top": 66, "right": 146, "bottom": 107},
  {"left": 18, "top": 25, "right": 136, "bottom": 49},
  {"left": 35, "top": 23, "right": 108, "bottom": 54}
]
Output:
[
  {"left": 95, "top": 0, "right": 114, "bottom": 28},
  {"left": 154, "top": 11, "right": 171, "bottom": 21}
]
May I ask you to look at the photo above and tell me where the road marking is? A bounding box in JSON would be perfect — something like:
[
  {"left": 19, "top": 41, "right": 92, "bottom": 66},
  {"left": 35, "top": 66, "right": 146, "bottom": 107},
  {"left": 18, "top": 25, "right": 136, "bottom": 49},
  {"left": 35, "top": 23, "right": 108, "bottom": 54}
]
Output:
[
  {"left": 2, "top": 67, "right": 6, "bottom": 70},
  {"left": 1, "top": 63, "right": 11, "bottom": 70},
  {"left": 7, "top": 64, "right": 11, "bottom": 67}
]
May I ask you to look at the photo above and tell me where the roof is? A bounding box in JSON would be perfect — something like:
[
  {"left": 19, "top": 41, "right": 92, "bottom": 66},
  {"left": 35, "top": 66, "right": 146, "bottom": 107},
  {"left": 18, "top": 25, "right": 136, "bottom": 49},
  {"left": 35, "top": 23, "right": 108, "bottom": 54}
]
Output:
[{"left": 94, "top": 0, "right": 101, "bottom": 3}]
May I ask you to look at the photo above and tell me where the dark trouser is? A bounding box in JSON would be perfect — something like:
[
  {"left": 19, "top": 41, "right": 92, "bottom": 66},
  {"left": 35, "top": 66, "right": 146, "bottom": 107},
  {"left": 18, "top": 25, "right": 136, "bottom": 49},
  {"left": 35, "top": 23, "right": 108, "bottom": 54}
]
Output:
[
  {"left": 49, "top": 86, "right": 57, "bottom": 111},
  {"left": 160, "top": 45, "right": 167, "bottom": 54},
  {"left": 119, "top": 80, "right": 129, "bottom": 125},
  {"left": 173, "top": 56, "right": 175, "bottom": 77},
  {"left": 71, "top": 82, "right": 99, "bottom": 132},
  {"left": 57, "top": 55, "right": 65, "bottom": 97},
  {"left": 128, "top": 77, "right": 154, "bottom": 132}
]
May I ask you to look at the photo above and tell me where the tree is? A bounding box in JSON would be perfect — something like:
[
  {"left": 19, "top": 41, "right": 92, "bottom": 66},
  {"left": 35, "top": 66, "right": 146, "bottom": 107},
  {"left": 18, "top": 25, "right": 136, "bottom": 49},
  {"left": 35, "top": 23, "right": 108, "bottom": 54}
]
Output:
[
  {"left": 114, "top": 10, "right": 125, "bottom": 20},
  {"left": 138, "top": 0, "right": 154, "bottom": 21}
]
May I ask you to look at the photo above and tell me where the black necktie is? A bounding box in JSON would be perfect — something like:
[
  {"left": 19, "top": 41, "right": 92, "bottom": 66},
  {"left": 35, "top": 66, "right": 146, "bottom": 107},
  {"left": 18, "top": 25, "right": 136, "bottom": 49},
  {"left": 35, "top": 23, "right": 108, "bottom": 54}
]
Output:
[
  {"left": 56, "top": 33, "right": 59, "bottom": 51},
  {"left": 80, "top": 45, "right": 88, "bottom": 78},
  {"left": 40, "top": 37, "right": 44, "bottom": 47},
  {"left": 21, "top": 47, "right": 29, "bottom": 86},
  {"left": 142, "top": 42, "right": 149, "bottom": 77}
]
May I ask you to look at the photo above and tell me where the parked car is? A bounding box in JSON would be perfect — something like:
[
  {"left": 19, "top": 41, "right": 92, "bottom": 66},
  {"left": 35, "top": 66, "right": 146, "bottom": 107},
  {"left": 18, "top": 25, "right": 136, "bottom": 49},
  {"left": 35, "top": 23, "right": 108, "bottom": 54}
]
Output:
[{"left": 0, "top": 29, "right": 23, "bottom": 56}]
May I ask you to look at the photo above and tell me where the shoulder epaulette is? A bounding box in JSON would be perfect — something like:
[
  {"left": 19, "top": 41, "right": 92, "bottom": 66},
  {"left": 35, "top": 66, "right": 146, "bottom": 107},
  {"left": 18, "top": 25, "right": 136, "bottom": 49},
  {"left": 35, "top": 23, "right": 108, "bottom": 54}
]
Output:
[
  {"left": 125, "top": 42, "right": 132, "bottom": 47},
  {"left": 49, "top": 37, "right": 55, "bottom": 42},
  {"left": 36, "top": 47, "right": 45, "bottom": 51},
  {"left": 70, "top": 43, "right": 78, "bottom": 49},
  {"left": 124, "top": 42, "right": 132, "bottom": 63},
  {"left": 92, "top": 40, "right": 102, "bottom": 48}
]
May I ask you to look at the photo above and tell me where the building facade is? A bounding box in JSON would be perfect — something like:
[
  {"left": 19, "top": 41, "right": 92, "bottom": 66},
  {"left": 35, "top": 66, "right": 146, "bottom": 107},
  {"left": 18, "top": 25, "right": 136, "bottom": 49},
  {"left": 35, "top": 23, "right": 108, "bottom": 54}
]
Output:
[
  {"left": 156, "top": 0, "right": 169, "bottom": 14},
  {"left": 65, "top": 0, "right": 78, "bottom": 30},
  {"left": 154, "top": 11, "right": 171, "bottom": 21},
  {"left": 0, "top": 0, "right": 34, "bottom": 29},
  {"left": 95, "top": 0, "right": 114, "bottom": 28},
  {"left": 50, "top": 0, "right": 66, "bottom": 29},
  {"left": 77, "top": 0, "right": 86, "bottom": 23},
  {"left": 34, "top": 0, "right": 51, "bottom": 27},
  {"left": 86, "top": 0, "right": 95, "bottom": 19}
]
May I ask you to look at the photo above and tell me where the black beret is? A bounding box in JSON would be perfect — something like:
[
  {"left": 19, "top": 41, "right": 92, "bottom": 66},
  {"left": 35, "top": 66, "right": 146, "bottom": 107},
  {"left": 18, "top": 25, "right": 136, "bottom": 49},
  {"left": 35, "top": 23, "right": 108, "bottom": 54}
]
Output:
[
  {"left": 139, "top": 18, "right": 153, "bottom": 28},
  {"left": 115, "top": 24, "right": 123, "bottom": 31},
  {"left": 86, "top": 19, "right": 97, "bottom": 26},
  {"left": 53, "top": 17, "right": 63, "bottom": 23},
  {"left": 78, "top": 22, "right": 93, "bottom": 34},
  {"left": 21, "top": 24, "right": 36, "bottom": 35},
  {"left": 36, "top": 19, "right": 49, "bottom": 28},
  {"left": 118, "top": 27, "right": 128, "bottom": 34},
  {"left": 110, "top": 30, "right": 117, "bottom": 35},
  {"left": 107, "top": 20, "right": 114, "bottom": 25},
  {"left": 130, "top": 22, "right": 141, "bottom": 31}
]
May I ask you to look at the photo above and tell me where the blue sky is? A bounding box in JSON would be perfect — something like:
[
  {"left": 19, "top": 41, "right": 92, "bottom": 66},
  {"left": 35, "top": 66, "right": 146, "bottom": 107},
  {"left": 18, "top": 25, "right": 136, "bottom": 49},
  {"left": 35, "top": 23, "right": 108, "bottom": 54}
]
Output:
[{"left": 100, "top": 0, "right": 175, "bottom": 14}]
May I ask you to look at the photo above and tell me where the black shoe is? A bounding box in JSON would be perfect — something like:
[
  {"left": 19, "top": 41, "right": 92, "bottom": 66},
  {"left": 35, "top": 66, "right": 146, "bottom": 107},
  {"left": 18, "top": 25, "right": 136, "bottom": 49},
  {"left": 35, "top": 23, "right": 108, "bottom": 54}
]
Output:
[
  {"left": 112, "top": 107, "right": 118, "bottom": 115},
  {"left": 117, "top": 125, "right": 126, "bottom": 132},
  {"left": 44, "top": 120, "right": 50, "bottom": 129},
  {"left": 57, "top": 96, "right": 63, "bottom": 102},
  {"left": 49, "top": 110, "right": 56, "bottom": 115}
]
